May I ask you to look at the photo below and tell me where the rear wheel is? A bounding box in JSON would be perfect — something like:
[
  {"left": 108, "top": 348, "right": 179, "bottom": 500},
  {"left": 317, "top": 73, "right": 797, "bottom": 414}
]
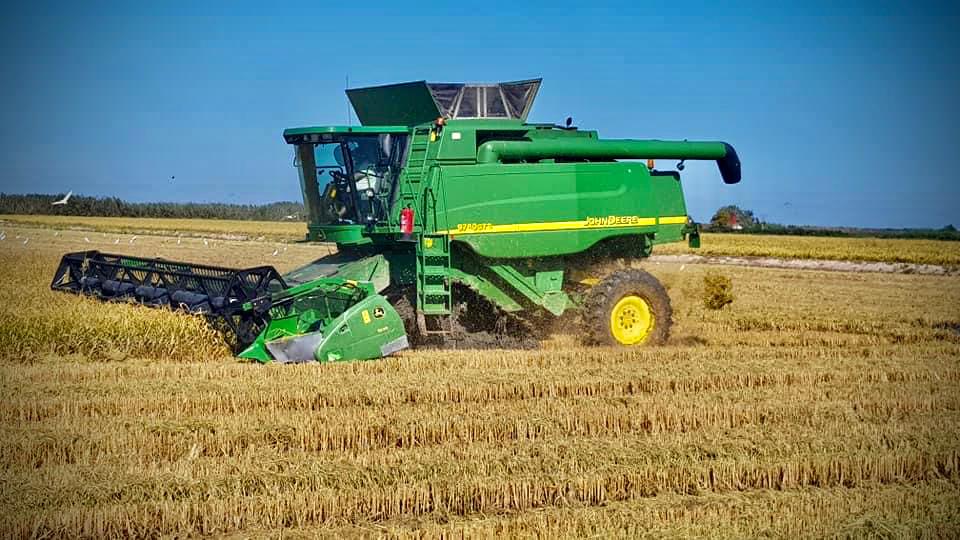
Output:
[{"left": 585, "top": 268, "right": 671, "bottom": 346}]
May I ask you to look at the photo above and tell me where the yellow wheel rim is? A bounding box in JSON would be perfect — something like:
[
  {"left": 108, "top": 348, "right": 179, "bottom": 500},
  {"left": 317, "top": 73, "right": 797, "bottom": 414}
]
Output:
[{"left": 610, "top": 295, "right": 654, "bottom": 345}]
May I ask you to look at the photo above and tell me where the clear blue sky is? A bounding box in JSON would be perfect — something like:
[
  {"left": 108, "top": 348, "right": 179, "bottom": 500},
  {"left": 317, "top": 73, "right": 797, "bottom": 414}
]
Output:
[{"left": 1, "top": 1, "right": 958, "bottom": 228}]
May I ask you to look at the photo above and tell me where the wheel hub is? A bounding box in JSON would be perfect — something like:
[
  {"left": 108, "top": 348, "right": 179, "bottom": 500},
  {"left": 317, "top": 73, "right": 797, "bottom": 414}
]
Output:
[{"left": 610, "top": 295, "right": 654, "bottom": 345}]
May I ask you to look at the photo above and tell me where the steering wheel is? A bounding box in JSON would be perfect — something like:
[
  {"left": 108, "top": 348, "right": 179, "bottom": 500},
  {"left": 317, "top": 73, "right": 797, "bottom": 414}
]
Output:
[{"left": 355, "top": 168, "right": 386, "bottom": 180}]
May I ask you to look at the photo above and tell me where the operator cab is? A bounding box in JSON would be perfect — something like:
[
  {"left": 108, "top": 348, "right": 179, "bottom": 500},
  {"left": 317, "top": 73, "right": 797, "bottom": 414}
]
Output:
[{"left": 284, "top": 128, "right": 409, "bottom": 231}]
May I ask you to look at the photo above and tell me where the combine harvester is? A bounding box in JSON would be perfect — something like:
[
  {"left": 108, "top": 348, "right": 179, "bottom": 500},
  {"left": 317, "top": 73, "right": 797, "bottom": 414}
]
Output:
[{"left": 51, "top": 79, "right": 741, "bottom": 362}]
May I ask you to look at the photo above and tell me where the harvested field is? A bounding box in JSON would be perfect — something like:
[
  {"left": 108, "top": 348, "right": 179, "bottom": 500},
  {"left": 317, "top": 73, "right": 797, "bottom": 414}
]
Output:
[{"left": 1, "top": 223, "right": 959, "bottom": 537}]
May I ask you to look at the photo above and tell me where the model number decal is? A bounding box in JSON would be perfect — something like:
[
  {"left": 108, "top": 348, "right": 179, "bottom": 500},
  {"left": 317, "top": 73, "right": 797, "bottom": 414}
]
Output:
[{"left": 456, "top": 223, "right": 494, "bottom": 233}]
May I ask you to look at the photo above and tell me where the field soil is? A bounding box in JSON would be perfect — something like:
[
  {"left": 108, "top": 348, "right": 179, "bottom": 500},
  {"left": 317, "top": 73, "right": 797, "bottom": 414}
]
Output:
[{"left": 1, "top": 223, "right": 959, "bottom": 537}]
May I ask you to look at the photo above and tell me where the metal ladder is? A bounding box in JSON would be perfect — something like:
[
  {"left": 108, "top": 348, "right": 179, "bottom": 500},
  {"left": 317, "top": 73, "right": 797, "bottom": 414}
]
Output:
[
  {"left": 403, "top": 128, "right": 453, "bottom": 333},
  {"left": 417, "top": 233, "right": 452, "bottom": 318},
  {"left": 397, "top": 129, "right": 432, "bottom": 214}
]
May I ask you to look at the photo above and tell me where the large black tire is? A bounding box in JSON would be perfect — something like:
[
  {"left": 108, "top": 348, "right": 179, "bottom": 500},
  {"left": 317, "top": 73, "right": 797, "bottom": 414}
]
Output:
[{"left": 584, "top": 268, "right": 672, "bottom": 347}]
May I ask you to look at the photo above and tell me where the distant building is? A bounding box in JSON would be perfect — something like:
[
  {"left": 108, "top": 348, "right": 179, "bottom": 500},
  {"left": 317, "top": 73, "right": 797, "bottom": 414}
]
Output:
[{"left": 729, "top": 214, "right": 743, "bottom": 230}]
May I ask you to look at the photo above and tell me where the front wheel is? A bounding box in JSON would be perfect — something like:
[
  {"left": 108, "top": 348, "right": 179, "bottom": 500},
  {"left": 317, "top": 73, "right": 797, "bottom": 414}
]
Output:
[{"left": 584, "top": 268, "right": 672, "bottom": 346}]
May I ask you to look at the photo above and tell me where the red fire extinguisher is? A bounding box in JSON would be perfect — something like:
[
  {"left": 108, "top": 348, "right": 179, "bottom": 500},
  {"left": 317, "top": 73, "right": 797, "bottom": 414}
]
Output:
[{"left": 400, "top": 206, "right": 414, "bottom": 241}]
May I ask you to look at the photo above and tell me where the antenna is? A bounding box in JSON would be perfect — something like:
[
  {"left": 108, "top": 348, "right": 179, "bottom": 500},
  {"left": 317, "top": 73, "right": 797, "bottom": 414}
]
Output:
[{"left": 346, "top": 74, "right": 352, "bottom": 126}]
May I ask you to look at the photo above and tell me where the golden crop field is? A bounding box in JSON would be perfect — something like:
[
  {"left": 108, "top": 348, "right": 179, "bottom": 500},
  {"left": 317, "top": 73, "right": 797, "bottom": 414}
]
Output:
[
  {"left": 0, "top": 214, "right": 306, "bottom": 241},
  {"left": 1, "top": 223, "right": 959, "bottom": 538},
  {"left": 4, "top": 214, "right": 960, "bottom": 266}
]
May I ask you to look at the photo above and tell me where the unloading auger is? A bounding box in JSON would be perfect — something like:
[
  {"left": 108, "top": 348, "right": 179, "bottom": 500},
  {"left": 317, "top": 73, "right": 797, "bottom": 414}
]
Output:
[{"left": 51, "top": 79, "right": 741, "bottom": 363}]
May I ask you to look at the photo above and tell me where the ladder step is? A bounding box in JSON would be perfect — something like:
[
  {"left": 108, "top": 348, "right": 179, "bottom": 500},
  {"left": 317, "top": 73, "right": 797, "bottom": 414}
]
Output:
[{"left": 420, "top": 284, "right": 449, "bottom": 296}]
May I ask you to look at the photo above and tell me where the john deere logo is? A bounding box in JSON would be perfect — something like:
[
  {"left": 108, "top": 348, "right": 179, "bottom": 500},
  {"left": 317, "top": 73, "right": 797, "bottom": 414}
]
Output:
[{"left": 586, "top": 215, "right": 643, "bottom": 226}]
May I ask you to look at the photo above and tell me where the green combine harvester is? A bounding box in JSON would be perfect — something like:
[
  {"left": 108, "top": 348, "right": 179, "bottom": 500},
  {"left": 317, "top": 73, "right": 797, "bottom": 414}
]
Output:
[{"left": 51, "top": 79, "right": 741, "bottom": 362}]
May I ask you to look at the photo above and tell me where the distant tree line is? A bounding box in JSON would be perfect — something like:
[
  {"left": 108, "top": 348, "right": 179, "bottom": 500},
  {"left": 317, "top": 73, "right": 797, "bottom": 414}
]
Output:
[
  {"left": 0, "top": 193, "right": 306, "bottom": 222},
  {"left": 706, "top": 205, "right": 960, "bottom": 241}
]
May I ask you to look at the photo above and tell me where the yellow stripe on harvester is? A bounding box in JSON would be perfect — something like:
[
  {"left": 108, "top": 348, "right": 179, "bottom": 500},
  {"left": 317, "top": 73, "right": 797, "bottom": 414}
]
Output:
[
  {"left": 436, "top": 215, "right": 688, "bottom": 235},
  {"left": 658, "top": 216, "right": 689, "bottom": 225}
]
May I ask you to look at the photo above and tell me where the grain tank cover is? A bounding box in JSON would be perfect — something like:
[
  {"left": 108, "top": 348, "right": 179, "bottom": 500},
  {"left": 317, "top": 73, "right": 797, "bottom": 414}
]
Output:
[{"left": 346, "top": 79, "right": 541, "bottom": 126}]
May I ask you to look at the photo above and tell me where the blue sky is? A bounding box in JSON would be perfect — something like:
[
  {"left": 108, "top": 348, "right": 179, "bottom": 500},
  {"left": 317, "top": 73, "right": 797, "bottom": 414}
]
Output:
[{"left": 1, "top": 1, "right": 957, "bottom": 228}]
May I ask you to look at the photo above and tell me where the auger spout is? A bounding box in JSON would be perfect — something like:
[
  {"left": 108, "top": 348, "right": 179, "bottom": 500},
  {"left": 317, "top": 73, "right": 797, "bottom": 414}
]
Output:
[{"left": 476, "top": 139, "right": 741, "bottom": 184}]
